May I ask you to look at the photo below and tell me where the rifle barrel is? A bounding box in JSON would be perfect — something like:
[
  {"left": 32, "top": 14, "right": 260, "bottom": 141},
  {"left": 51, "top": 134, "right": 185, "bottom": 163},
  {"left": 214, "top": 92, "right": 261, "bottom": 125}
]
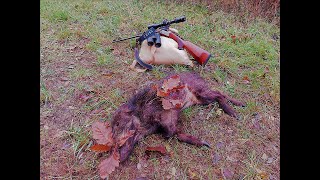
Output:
[{"left": 112, "top": 35, "right": 141, "bottom": 43}]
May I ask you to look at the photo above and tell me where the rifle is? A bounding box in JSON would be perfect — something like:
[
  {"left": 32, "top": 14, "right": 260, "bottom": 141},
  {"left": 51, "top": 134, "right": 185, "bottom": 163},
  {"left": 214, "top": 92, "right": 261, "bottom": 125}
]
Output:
[{"left": 112, "top": 16, "right": 211, "bottom": 69}]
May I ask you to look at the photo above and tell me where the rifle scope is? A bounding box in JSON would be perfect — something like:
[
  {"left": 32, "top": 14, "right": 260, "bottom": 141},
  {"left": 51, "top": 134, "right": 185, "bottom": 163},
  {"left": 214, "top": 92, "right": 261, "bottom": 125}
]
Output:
[{"left": 147, "top": 16, "right": 186, "bottom": 29}]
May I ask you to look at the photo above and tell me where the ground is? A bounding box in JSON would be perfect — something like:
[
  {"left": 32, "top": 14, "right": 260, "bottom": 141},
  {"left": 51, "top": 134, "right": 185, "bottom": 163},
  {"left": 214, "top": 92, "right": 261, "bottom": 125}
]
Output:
[{"left": 40, "top": 0, "right": 280, "bottom": 179}]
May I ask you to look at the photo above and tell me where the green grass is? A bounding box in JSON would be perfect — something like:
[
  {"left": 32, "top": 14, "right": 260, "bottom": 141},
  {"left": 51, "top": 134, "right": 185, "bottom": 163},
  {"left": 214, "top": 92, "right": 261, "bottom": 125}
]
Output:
[
  {"left": 151, "top": 65, "right": 166, "bottom": 79},
  {"left": 40, "top": 80, "right": 52, "bottom": 104},
  {"left": 65, "top": 119, "right": 92, "bottom": 158},
  {"left": 69, "top": 67, "right": 95, "bottom": 80}
]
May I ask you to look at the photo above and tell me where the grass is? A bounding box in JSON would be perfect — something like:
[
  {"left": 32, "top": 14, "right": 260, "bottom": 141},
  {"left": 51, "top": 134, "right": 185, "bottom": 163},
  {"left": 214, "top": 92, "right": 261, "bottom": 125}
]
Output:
[
  {"left": 40, "top": 79, "right": 52, "bottom": 105},
  {"left": 40, "top": 0, "right": 279, "bottom": 179}
]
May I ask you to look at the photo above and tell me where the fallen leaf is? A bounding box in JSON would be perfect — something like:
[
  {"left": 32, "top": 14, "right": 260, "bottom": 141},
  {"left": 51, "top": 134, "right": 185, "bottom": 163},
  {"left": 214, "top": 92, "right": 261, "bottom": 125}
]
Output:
[
  {"left": 188, "top": 169, "right": 198, "bottom": 179},
  {"left": 102, "top": 71, "right": 114, "bottom": 77},
  {"left": 161, "top": 98, "right": 183, "bottom": 110},
  {"left": 161, "top": 75, "right": 181, "bottom": 93},
  {"left": 137, "top": 163, "right": 142, "bottom": 170},
  {"left": 98, "top": 150, "right": 120, "bottom": 178},
  {"left": 170, "top": 99, "right": 182, "bottom": 108},
  {"left": 261, "top": 153, "right": 268, "bottom": 161},
  {"left": 92, "top": 121, "right": 114, "bottom": 146},
  {"left": 157, "top": 89, "right": 169, "bottom": 97},
  {"left": 162, "top": 98, "right": 174, "bottom": 110},
  {"left": 243, "top": 76, "right": 250, "bottom": 84},
  {"left": 90, "top": 144, "right": 111, "bottom": 152},
  {"left": 257, "top": 171, "right": 268, "bottom": 180},
  {"left": 231, "top": 35, "right": 236, "bottom": 43},
  {"left": 172, "top": 167, "right": 176, "bottom": 176},
  {"left": 146, "top": 145, "right": 167, "bottom": 155},
  {"left": 117, "top": 130, "right": 135, "bottom": 147}
]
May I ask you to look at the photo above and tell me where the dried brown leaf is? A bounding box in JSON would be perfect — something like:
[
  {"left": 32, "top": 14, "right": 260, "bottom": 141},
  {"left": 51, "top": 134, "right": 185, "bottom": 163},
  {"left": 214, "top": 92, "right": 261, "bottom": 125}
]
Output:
[
  {"left": 162, "top": 98, "right": 174, "bottom": 110},
  {"left": 98, "top": 150, "right": 120, "bottom": 178},
  {"left": 170, "top": 99, "right": 182, "bottom": 108},
  {"left": 145, "top": 145, "right": 167, "bottom": 155},
  {"left": 243, "top": 76, "right": 250, "bottom": 84},
  {"left": 161, "top": 98, "right": 183, "bottom": 110},
  {"left": 162, "top": 75, "right": 181, "bottom": 92},
  {"left": 92, "top": 121, "right": 114, "bottom": 146},
  {"left": 90, "top": 144, "right": 111, "bottom": 152},
  {"left": 117, "top": 130, "right": 135, "bottom": 147}
]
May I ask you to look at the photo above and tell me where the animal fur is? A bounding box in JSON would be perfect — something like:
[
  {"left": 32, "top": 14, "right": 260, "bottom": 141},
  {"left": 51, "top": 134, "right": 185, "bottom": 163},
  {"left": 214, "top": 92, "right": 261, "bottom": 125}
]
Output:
[{"left": 110, "top": 72, "right": 245, "bottom": 162}]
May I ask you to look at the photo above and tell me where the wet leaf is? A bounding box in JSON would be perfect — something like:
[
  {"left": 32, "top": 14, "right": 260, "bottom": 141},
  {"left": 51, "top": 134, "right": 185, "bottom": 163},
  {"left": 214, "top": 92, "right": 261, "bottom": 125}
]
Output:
[
  {"left": 145, "top": 145, "right": 167, "bottom": 155},
  {"left": 117, "top": 130, "right": 135, "bottom": 147},
  {"left": 92, "top": 121, "right": 114, "bottom": 146},
  {"left": 90, "top": 144, "right": 111, "bottom": 152},
  {"left": 98, "top": 150, "right": 120, "bottom": 178}
]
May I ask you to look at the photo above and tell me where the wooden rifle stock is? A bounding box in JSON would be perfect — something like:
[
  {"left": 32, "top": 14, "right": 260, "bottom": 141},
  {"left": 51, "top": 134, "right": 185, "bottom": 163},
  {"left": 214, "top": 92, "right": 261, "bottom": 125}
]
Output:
[{"left": 160, "top": 31, "right": 211, "bottom": 65}]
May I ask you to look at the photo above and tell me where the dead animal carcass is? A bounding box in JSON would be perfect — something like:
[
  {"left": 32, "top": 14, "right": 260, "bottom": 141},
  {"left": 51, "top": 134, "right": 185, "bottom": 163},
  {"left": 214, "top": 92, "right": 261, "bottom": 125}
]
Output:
[{"left": 91, "top": 72, "right": 245, "bottom": 178}]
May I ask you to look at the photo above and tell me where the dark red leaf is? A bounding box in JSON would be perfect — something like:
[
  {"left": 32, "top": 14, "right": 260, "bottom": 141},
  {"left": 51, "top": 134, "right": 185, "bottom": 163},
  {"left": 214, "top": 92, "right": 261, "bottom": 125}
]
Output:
[
  {"left": 117, "top": 130, "right": 135, "bottom": 147},
  {"left": 98, "top": 150, "right": 120, "bottom": 178},
  {"left": 145, "top": 145, "right": 167, "bottom": 155},
  {"left": 92, "top": 121, "right": 114, "bottom": 146},
  {"left": 242, "top": 76, "right": 250, "bottom": 84},
  {"left": 90, "top": 144, "right": 111, "bottom": 152}
]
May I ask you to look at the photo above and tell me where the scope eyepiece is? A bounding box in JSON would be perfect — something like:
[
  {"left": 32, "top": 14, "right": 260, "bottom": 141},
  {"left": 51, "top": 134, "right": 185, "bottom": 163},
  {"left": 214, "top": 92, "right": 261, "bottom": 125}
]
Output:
[
  {"left": 147, "top": 36, "right": 154, "bottom": 46},
  {"left": 154, "top": 33, "right": 161, "bottom": 48}
]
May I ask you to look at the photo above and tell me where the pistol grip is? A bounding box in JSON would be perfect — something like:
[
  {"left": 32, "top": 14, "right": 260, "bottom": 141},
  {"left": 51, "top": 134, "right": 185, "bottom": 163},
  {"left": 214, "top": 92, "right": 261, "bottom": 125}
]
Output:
[{"left": 177, "top": 40, "right": 184, "bottom": 50}]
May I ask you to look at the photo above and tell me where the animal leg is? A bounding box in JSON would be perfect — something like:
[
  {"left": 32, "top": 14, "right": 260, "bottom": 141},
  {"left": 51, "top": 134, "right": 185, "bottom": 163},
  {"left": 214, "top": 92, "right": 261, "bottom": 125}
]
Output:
[
  {"left": 197, "top": 90, "right": 245, "bottom": 119},
  {"left": 176, "top": 132, "right": 211, "bottom": 148}
]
